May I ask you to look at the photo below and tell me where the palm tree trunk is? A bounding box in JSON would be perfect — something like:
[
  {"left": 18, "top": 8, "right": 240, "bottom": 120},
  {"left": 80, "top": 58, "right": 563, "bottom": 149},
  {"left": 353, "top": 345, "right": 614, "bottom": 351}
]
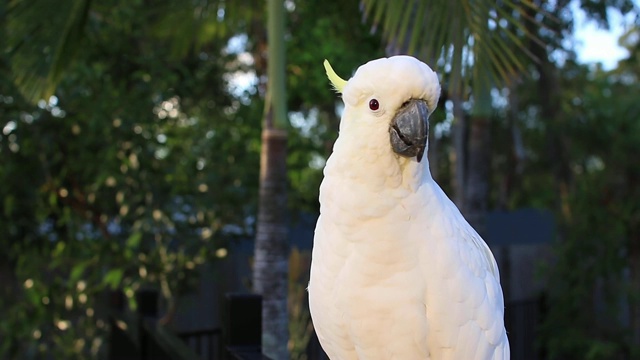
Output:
[
  {"left": 465, "top": 114, "right": 491, "bottom": 236},
  {"left": 627, "top": 171, "right": 640, "bottom": 347},
  {"left": 451, "top": 93, "right": 467, "bottom": 208},
  {"left": 630, "top": 236, "right": 640, "bottom": 346},
  {"left": 254, "top": 127, "right": 289, "bottom": 360},
  {"left": 461, "top": 6, "right": 494, "bottom": 237},
  {"left": 463, "top": 81, "right": 491, "bottom": 237},
  {"left": 526, "top": 1, "right": 571, "bottom": 219},
  {"left": 499, "top": 78, "right": 526, "bottom": 209},
  {"left": 253, "top": 0, "right": 289, "bottom": 358},
  {"left": 449, "top": 11, "right": 467, "bottom": 208}
]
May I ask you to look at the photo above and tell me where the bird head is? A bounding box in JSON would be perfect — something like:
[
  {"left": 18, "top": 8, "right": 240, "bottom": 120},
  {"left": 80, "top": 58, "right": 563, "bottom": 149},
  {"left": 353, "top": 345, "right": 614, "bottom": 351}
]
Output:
[{"left": 324, "top": 56, "right": 440, "bottom": 163}]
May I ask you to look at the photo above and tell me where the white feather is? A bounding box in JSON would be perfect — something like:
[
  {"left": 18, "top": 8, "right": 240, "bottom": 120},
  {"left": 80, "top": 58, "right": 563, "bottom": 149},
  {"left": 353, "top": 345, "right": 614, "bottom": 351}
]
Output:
[{"left": 309, "top": 56, "right": 509, "bottom": 359}]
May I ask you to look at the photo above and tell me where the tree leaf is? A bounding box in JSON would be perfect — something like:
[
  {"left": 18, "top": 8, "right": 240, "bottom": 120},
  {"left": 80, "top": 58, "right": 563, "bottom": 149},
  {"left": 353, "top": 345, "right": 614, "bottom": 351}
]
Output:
[
  {"left": 126, "top": 232, "right": 142, "bottom": 248},
  {"left": 6, "top": 0, "right": 92, "bottom": 103},
  {"left": 3, "top": 195, "right": 14, "bottom": 217},
  {"left": 70, "top": 262, "right": 86, "bottom": 282},
  {"left": 103, "top": 269, "right": 124, "bottom": 289}
]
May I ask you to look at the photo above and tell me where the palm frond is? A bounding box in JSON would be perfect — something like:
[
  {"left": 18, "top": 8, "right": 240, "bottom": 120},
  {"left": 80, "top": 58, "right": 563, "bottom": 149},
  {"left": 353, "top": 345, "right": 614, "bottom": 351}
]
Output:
[
  {"left": 4, "top": 0, "right": 259, "bottom": 104},
  {"left": 6, "top": 0, "right": 92, "bottom": 103},
  {"left": 148, "top": 0, "right": 259, "bottom": 59},
  {"left": 406, "top": 0, "right": 427, "bottom": 55},
  {"left": 360, "top": 0, "right": 549, "bottom": 106}
]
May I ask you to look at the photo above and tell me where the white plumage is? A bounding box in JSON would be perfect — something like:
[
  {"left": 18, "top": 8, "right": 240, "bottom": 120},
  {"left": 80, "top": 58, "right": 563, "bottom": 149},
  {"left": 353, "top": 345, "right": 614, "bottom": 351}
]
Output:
[{"left": 308, "top": 56, "right": 509, "bottom": 360}]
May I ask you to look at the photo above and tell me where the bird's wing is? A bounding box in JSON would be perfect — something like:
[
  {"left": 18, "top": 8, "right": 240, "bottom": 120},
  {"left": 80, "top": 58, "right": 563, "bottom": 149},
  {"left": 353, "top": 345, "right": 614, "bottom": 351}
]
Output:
[
  {"left": 309, "top": 215, "right": 360, "bottom": 360},
  {"left": 421, "top": 183, "right": 510, "bottom": 359}
]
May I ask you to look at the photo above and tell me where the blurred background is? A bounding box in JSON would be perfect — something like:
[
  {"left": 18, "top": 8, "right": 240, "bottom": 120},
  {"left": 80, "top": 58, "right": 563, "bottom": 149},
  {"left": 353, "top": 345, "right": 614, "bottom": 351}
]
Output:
[{"left": 1, "top": 0, "right": 640, "bottom": 359}]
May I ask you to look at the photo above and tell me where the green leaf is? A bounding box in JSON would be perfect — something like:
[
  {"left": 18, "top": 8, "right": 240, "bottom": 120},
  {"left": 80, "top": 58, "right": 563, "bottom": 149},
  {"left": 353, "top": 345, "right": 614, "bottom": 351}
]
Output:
[
  {"left": 48, "top": 191, "right": 57, "bottom": 207},
  {"left": 126, "top": 232, "right": 142, "bottom": 248},
  {"left": 103, "top": 269, "right": 124, "bottom": 289},
  {"left": 7, "top": 0, "right": 93, "bottom": 103},
  {"left": 3, "top": 195, "right": 15, "bottom": 217},
  {"left": 70, "top": 262, "right": 86, "bottom": 282},
  {"left": 52, "top": 242, "right": 66, "bottom": 257}
]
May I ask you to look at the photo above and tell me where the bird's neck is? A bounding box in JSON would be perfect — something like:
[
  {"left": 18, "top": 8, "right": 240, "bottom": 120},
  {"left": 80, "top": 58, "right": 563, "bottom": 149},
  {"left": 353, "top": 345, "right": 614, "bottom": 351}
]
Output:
[
  {"left": 323, "top": 138, "right": 432, "bottom": 194},
  {"left": 319, "top": 143, "right": 434, "bottom": 242}
]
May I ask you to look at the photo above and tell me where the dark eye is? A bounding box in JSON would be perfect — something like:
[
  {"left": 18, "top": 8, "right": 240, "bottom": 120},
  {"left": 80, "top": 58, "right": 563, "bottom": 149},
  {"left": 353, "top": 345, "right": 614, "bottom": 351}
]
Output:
[{"left": 369, "top": 99, "right": 379, "bottom": 111}]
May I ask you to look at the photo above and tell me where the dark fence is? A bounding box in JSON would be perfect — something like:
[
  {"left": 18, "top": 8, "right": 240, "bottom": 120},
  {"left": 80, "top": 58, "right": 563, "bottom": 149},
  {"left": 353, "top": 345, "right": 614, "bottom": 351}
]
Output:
[
  {"left": 108, "top": 289, "right": 202, "bottom": 360},
  {"left": 109, "top": 290, "right": 543, "bottom": 360},
  {"left": 108, "top": 291, "right": 269, "bottom": 360},
  {"left": 505, "top": 297, "right": 546, "bottom": 360},
  {"left": 178, "top": 328, "right": 223, "bottom": 360}
]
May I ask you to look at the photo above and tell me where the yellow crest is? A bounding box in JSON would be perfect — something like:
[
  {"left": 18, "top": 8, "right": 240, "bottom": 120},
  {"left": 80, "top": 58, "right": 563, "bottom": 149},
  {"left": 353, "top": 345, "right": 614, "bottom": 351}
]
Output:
[{"left": 323, "top": 59, "right": 347, "bottom": 93}]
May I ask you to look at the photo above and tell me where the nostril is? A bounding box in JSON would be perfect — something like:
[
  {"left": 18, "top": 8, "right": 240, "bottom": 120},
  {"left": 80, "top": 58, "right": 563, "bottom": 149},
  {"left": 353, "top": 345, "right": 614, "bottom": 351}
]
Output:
[{"left": 401, "top": 100, "right": 411, "bottom": 108}]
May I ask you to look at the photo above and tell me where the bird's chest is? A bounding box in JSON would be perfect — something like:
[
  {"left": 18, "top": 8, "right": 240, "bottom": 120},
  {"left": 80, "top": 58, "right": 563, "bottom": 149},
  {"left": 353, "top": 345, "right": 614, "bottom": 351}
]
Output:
[
  {"left": 312, "top": 169, "right": 433, "bottom": 355},
  {"left": 318, "top": 172, "right": 416, "bottom": 232},
  {"left": 316, "top": 237, "right": 429, "bottom": 358},
  {"left": 315, "top": 204, "right": 428, "bottom": 326},
  {"left": 317, "top": 174, "right": 427, "bottom": 290}
]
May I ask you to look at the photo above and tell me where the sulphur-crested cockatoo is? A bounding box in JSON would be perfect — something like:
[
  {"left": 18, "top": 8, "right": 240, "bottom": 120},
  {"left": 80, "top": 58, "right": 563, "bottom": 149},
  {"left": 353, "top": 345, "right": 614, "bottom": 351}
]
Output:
[{"left": 308, "top": 56, "right": 509, "bottom": 360}]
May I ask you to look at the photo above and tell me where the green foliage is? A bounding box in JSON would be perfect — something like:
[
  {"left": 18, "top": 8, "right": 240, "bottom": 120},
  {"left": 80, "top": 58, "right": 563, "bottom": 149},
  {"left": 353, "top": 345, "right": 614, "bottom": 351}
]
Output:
[
  {"left": 5, "top": 0, "right": 92, "bottom": 103},
  {"left": 4, "top": 0, "right": 261, "bottom": 103},
  {"left": 536, "top": 57, "right": 640, "bottom": 358},
  {"left": 285, "top": 0, "right": 384, "bottom": 212},
  {"left": 287, "top": 0, "right": 384, "bottom": 111},
  {"left": 0, "top": 1, "right": 260, "bottom": 357}
]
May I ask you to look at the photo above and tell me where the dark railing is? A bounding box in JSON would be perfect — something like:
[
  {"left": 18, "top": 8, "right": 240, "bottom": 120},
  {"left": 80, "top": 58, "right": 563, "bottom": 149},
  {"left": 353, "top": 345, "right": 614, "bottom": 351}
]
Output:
[
  {"left": 108, "top": 290, "right": 270, "bottom": 360},
  {"left": 110, "top": 290, "right": 542, "bottom": 360},
  {"left": 108, "top": 290, "right": 201, "bottom": 360},
  {"left": 505, "top": 297, "right": 546, "bottom": 360},
  {"left": 224, "top": 293, "right": 270, "bottom": 360},
  {"left": 178, "top": 328, "right": 223, "bottom": 360}
]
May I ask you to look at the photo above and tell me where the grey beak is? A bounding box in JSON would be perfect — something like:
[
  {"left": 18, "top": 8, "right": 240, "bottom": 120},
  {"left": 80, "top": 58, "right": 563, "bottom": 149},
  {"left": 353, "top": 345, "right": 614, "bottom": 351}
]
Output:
[{"left": 389, "top": 99, "right": 429, "bottom": 162}]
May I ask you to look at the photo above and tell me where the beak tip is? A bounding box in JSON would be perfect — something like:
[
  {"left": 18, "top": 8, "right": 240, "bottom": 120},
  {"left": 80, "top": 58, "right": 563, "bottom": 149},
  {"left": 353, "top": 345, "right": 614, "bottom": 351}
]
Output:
[{"left": 416, "top": 147, "right": 425, "bottom": 163}]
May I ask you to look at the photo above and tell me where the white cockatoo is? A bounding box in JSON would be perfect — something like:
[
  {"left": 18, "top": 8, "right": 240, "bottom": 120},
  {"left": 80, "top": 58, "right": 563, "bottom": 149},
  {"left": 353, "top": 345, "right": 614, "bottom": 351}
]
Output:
[{"left": 308, "top": 56, "right": 509, "bottom": 360}]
